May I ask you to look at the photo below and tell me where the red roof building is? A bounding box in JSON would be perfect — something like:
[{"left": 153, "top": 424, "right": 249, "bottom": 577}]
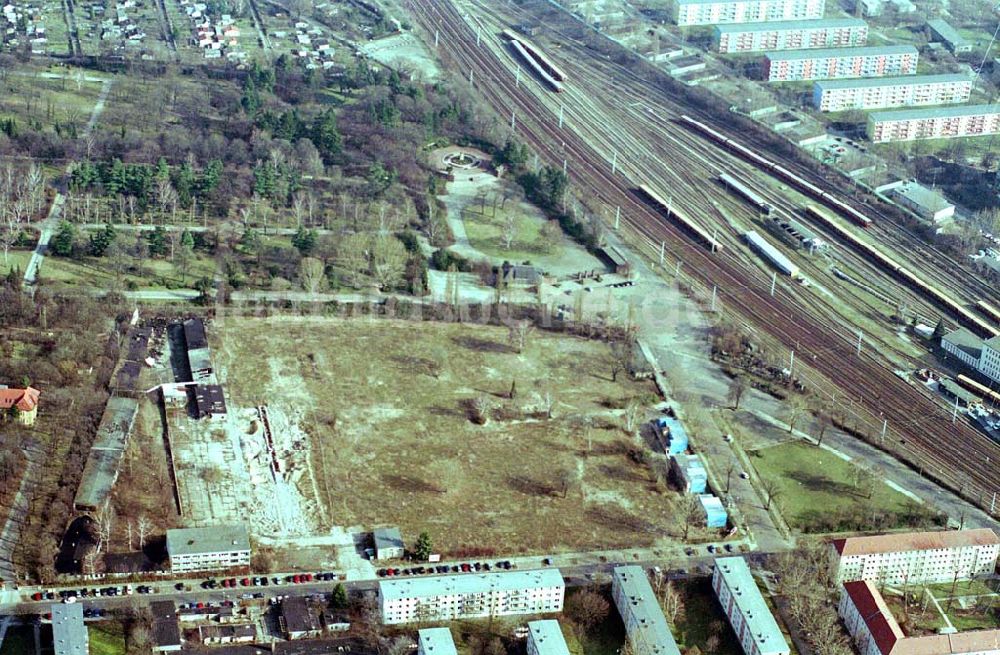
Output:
[{"left": 0, "top": 386, "right": 40, "bottom": 425}]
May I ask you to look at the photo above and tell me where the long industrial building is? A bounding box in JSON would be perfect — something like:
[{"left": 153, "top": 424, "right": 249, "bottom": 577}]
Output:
[
  {"left": 764, "top": 45, "right": 918, "bottom": 82},
  {"left": 714, "top": 18, "right": 867, "bottom": 53},
  {"left": 612, "top": 566, "right": 682, "bottom": 655},
  {"left": 868, "top": 105, "right": 1000, "bottom": 142},
  {"left": 839, "top": 579, "right": 1000, "bottom": 655},
  {"left": 671, "top": 0, "right": 824, "bottom": 26},
  {"left": 712, "top": 558, "right": 789, "bottom": 655},
  {"left": 378, "top": 570, "right": 565, "bottom": 625},
  {"left": 830, "top": 529, "right": 1000, "bottom": 584},
  {"left": 813, "top": 72, "right": 972, "bottom": 111}
]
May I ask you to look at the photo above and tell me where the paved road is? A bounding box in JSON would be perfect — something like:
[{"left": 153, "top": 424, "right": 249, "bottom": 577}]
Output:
[{"left": 0, "top": 446, "right": 42, "bottom": 584}]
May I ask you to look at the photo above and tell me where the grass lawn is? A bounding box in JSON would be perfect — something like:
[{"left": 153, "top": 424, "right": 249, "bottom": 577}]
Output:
[
  {"left": 0, "top": 250, "right": 34, "bottom": 279},
  {"left": 884, "top": 592, "right": 947, "bottom": 636},
  {"left": 37, "top": 252, "right": 215, "bottom": 291},
  {"left": 947, "top": 606, "right": 1000, "bottom": 632},
  {"left": 748, "top": 440, "right": 915, "bottom": 532},
  {"left": 213, "top": 318, "right": 684, "bottom": 554},
  {"left": 672, "top": 578, "right": 742, "bottom": 655},
  {"left": 463, "top": 203, "right": 560, "bottom": 263},
  {"left": 88, "top": 622, "right": 126, "bottom": 655},
  {"left": 0, "top": 625, "right": 34, "bottom": 655},
  {"left": 926, "top": 579, "right": 997, "bottom": 598}
]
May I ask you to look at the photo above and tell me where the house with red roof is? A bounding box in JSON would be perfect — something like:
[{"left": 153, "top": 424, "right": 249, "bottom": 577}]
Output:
[{"left": 0, "top": 385, "right": 40, "bottom": 426}]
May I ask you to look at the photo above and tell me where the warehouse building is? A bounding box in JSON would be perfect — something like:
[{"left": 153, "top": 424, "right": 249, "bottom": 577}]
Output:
[
  {"left": 714, "top": 18, "right": 867, "bottom": 54},
  {"left": 839, "top": 579, "right": 1000, "bottom": 655},
  {"left": 166, "top": 525, "right": 251, "bottom": 573},
  {"left": 886, "top": 181, "right": 955, "bottom": 223},
  {"left": 527, "top": 621, "right": 571, "bottom": 655},
  {"left": 764, "top": 45, "right": 918, "bottom": 82},
  {"left": 670, "top": 454, "right": 708, "bottom": 494},
  {"left": 612, "top": 566, "right": 682, "bottom": 655},
  {"left": 671, "top": 0, "right": 825, "bottom": 26},
  {"left": 52, "top": 604, "right": 88, "bottom": 655},
  {"left": 868, "top": 105, "right": 1000, "bottom": 143},
  {"left": 812, "top": 72, "right": 972, "bottom": 111},
  {"left": 378, "top": 569, "right": 564, "bottom": 625},
  {"left": 927, "top": 19, "right": 972, "bottom": 54},
  {"left": 418, "top": 629, "right": 457, "bottom": 655},
  {"left": 712, "top": 558, "right": 789, "bottom": 655},
  {"left": 830, "top": 528, "right": 1000, "bottom": 584}
]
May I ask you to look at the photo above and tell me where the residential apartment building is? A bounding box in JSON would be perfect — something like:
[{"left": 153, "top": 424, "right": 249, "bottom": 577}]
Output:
[
  {"left": 942, "top": 328, "right": 986, "bottom": 369},
  {"left": 868, "top": 105, "right": 1000, "bottom": 143},
  {"left": 378, "top": 570, "right": 564, "bottom": 625},
  {"left": 764, "top": 45, "right": 918, "bottom": 82},
  {"left": 830, "top": 529, "right": 1000, "bottom": 585},
  {"left": 813, "top": 73, "right": 972, "bottom": 111},
  {"left": 714, "top": 18, "right": 867, "bottom": 54},
  {"left": 839, "top": 579, "right": 1000, "bottom": 655},
  {"left": 672, "top": 0, "right": 824, "bottom": 27},
  {"left": 165, "top": 525, "right": 251, "bottom": 573},
  {"left": 528, "top": 621, "right": 571, "bottom": 655},
  {"left": 980, "top": 337, "right": 1000, "bottom": 384},
  {"left": 52, "top": 604, "right": 88, "bottom": 655},
  {"left": 418, "top": 628, "right": 458, "bottom": 655},
  {"left": 611, "top": 566, "right": 682, "bottom": 655},
  {"left": 712, "top": 558, "right": 789, "bottom": 655}
]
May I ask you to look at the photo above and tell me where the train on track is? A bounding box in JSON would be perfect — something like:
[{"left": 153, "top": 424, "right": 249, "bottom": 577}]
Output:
[
  {"left": 957, "top": 374, "right": 1000, "bottom": 407},
  {"left": 679, "top": 115, "right": 872, "bottom": 228},
  {"left": 502, "top": 29, "right": 565, "bottom": 93},
  {"left": 976, "top": 300, "right": 1000, "bottom": 326},
  {"left": 804, "top": 206, "right": 1000, "bottom": 339},
  {"left": 719, "top": 172, "right": 774, "bottom": 217},
  {"left": 637, "top": 184, "right": 724, "bottom": 252}
]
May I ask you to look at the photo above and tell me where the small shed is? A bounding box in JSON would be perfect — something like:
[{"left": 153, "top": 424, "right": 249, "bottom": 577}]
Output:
[
  {"left": 654, "top": 417, "right": 689, "bottom": 455},
  {"left": 699, "top": 494, "right": 728, "bottom": 529},
  {"left": 373, "top": 526, "right": 404, "bottom": 560},
  {"left": 598, "top": 245, "right": 631, "bottom": 275},
  {"left": 669, "top": 454, "right": 708, "bottom": 494}
]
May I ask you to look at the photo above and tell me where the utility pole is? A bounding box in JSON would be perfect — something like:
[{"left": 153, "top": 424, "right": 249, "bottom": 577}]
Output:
[
  {"left": 952, "top": 397, "right": 960, "bottom": 423},
  {"left": 434, "top": 30, "right": 439, "bottom": 47},
  {"left": 476, "top": 26, "right": 481, "bottom": 46},
  {"left": 857, "top": 330, "right": 863, "bottom": 357},
  {"left": 614, "top": 206, "right": 621, "bottom": 230},
  {"left": 770, "top": 272, "right": 776, "bottom": 297},
  {"left": 558, "top": 105, "right": 564, "bottom": 128},
  {"left": 510, "top": 110, "right": 516, "bottom": 131},
  {"left": 881, "top": 419, "right": 888, "bottom": 443},
  {"left": 611, "top": 151, "right": 618, "bottom": 175},
  {"left": 563, "top": 159, "right": 567, "bottom": 174},
  {"left": 469, "top": 69, "right": 474, "bottom": 85},
  {"left": 712, "top": 228, "right": 718, "bottom": 253},
  {"left": 515, "top": 65, "right": 521, "bottom": 87},
  {"left": 674, "top": 260, "right": 682, "bottom": 277},
  {"left": 789, "top": 350, "right": 794, "bottom": 377},
  {"left": 711, "top": 285, "right": 718, "bottom": 311},
  {"left": 659, "top": 241, "right": 665, "bottom": 265}
]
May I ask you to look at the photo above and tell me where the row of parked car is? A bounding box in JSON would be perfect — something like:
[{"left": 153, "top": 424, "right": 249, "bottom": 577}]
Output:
[
  {"left": 35, "top": 584, "right": 151, "bottom": 602},
  {"left": 197, "top": 572, "right": 338, "bottom": 590},
  {"left": 377, "top": 560, "right": 515, "bottom": 577}
]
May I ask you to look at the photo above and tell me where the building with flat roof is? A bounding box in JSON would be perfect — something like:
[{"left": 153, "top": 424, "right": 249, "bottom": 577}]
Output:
[
  {"left": 281, "top": 597, "right": 322, "bottom": 640},
  {"left": 669, "top": 454, "right": 708, "bottom": 494},
  {"left": 418, "top": 628, "right": 458, "bottom": 655},
  {"left": 612, "top": 566, "right": 682, "bottom": 655},
  {"left": 868, "top": 105, "right": 1000, "bottom": 143},
  {"left": 712, "top": 558, "right": 789, "bottom": 655},
  {"left": 378, "top": 569, "right": 565, "bottom": 625},
  {"left": 198, "top": 624, "right": 256, "bottom": 645},
  {"left": 194, "top": 384, "right": 227, "bottom": 420},
  {"left": 813, "top": 73, "right": 972, "bottom": 111},
  {"left": 654, "top": 417, "right": 689, "bottom": 455},
  {"left": 373, "top": 527, "right": 404, "bottom": 560},
  {"left": 981, "top": 337, "right": 1000, "bottom": 385},
  {"left": 714, "top": 18, "right": 867, "bottom": 53},
  {"left": 528, "top": 621, "right": 571, "bottom": 655},
  {"left": 671, "top": 0, "right": 824, "bottom": 26},
  {"left": 74, "top": 396, "right": 139, "bottom": 511},
  {"left": 166, "top": 524, "right": 251, "bottom": 573},
  {"left": 52, "top": 604, "right": 88, "bottom": 655},
  {"left": 927, "top": 19, "right": 971, "bottom": 54},
  {"left": 858, "top": 0, "right": 915, "bottom": 16},
  {"left": 887, "top": 181, "right": 955, "bottom": 223},
  {"left": 699, "top": 494, "right": 729, "bottom": 528},
  {"left": 839, "top": 579, "right": 1000, "bottom": 655},
  {"left": 765, "top": 45, "right": 918, "bottom": 82},
  {"left": 151, "top": 600, "right": 182, "bottom": 652},
  {"left": 830, "top": 529, "right": 1000, "bottom": 584},
  {"left": 939, "top": 330, "right": 1000, "bottom": 385}
]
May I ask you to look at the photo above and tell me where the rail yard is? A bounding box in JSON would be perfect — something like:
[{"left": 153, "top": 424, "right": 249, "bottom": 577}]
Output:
[{"left": 404, "top": 0, "right": 1000, "bottom": 509}]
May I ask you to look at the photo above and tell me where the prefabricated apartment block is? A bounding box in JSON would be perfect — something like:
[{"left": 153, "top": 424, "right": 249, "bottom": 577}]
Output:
[
  {"left": 764, "top": 45, "right": 917, "bottom": 82},
  {"left": 672, "top": 0, "right": 824, "bottom": 26},
  {"left": 378, "top": 569, "right": 565, "bottom": 625},
  {"left": 714, "top": 18, "right": 867, "bottom": 53},
  {"left": 527, "top": 621, "right": 571, "bottom": 655},
  {"left": 868, "top": 105, "right": 1000, "bottom": 143},
  {"left": 813, "top": 73, "right": 972, "bottom": 111},
  {"left": 830, "top": 529, "right": 1000, "bottom": 585},
  {"left": 418, "top": 628, "right": 458, "bottom": 655},
  {"left": 165, "top": 525, "right": 251, "bottom": 573},
  {"left": 712, "top": 558, "right": 789, "bottom": 655},
  {"left": 611, "top": 566, "right": 682, "bottom": 655}
]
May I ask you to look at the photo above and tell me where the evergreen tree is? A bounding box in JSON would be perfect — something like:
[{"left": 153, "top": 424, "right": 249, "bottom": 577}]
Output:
[
  {"left": 147, "top": 226, "right": 168, "bottom": 257},
  {"left": 292, "top": 226, "right": 317, "bottom": 256},
  {"left": 413, "top": 532, "right": 433, "bottom": 561},
  {"left": 311, "top": 109, "right": 342, "bottom": 163},
  {"left": 88, "top": 223, "right": 117, "bottom": 257},
  {"left": 331, "top": 583, "right": 348, "bottom": 609},
  {"left": 52, "top": 221, "right": 77, "bottom": 257}
]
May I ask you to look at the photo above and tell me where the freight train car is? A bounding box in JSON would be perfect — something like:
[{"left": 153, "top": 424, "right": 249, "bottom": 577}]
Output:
[
  {"left": 976, "top": 300, "right": 1000, "bottom": 326},
  {"left": 718, "top": 173, "right": 774, "bottom": 216},
  {"left": 638, "top": 184, "right": 724, "bottom": 252}
]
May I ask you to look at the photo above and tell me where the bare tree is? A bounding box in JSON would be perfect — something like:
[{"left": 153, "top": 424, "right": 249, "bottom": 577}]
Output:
[
  {"left": 136, "top": 515, "right": 151, "bottom": 550},
  {"left": 610, "top": 338, "right": 634, "bottom": 382},
  {"left": 623, "top": 397, "right": 642, "bottom": 433},
  {"left": 760, "top": 477, "right": 781, "bottom": 511},
  {"left": 658, "top": 580, "right": 685, "bottom": 623},
  {"left": 298, "top": 257, "right": 327, "bottom": 295},
  {"left": 370, "top": 234, "right": 407, "bottom": 290},
  {"left": 785, "top": 395, "right": 807, "bottom": 433},
  {"left": 728, "top": 375, "right": 748, "bottom": 410},
  {"left": 500, "top": 211, "right": 516, "bottom": 250},
  {"left": 507, "top": 320, "right": 533, "bottom": 354},
  {"left": 565, "top": 589, "right": 610, "bottom": 629},
  {"left": 678, "top": 494, "right": 703, "bottom": 540},
  {"left": 471, "top": 395, "right": 493, "bottom": 425}
]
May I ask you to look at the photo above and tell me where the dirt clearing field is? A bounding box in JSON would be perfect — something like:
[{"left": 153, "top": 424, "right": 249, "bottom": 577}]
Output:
[{"left": 212, "top": 317, "right": 681, "bottom": 554}]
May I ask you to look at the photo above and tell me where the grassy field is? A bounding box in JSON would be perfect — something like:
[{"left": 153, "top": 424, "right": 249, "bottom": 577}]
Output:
[
  {"left": 88, "top": 622, "right": 126, "bottom": 655},
  {"left": 672, "top": 578, "right": 743, "bottom": 655},
  {"left": 0, "top": 251, "right": 34, "bottom": 279},
  {"left": 463, "top": 202, "right": 559, "bottom": 263},
  {"left": 748, "top": 440, "right": 914, "bottom": 532},
  {"left": 37, "top": 251, "right": 216, "bottom": 291},
  {"left": 213, "top": 317, "right": 687, "bottom": 554},
  {"left": 0, "top": 71, "right": 104, "bottom": 131}
]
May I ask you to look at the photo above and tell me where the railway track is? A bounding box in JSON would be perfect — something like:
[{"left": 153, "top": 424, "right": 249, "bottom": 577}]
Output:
[{"left": 405, "top": 0, "right": 1000, "bottom": 508}]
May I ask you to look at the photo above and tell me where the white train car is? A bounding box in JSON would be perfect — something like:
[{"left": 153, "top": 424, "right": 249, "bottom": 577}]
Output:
[{"left": 745, "top": 230, "right": 799, "bottom": 276}]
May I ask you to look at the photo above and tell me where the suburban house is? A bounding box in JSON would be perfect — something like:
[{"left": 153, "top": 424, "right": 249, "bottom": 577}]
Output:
[{"left": 0, "top": 385, "right": 40, "bottom": 425}]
